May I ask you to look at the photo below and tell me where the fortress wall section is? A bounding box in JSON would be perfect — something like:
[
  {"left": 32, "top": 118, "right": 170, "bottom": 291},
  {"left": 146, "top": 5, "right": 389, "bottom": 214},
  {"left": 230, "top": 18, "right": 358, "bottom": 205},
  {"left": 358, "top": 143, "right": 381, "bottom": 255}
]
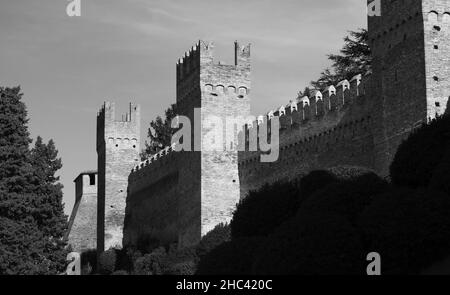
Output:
[
  {"left": 238, "top": 75, "right": 375, "bottom": 198},
  {"left": 124, "top": 151, "right": 181, "bottom": 249},
  {"left": 66, "top": 173, "right": 98, "bottom": 252}
]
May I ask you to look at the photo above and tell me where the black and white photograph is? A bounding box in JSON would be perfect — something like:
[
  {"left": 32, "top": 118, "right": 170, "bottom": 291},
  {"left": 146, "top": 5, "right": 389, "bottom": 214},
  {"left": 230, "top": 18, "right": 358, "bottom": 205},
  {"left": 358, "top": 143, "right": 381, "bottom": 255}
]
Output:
[{"left": 1, "top": 0, "right": 450, "bottom": 285}]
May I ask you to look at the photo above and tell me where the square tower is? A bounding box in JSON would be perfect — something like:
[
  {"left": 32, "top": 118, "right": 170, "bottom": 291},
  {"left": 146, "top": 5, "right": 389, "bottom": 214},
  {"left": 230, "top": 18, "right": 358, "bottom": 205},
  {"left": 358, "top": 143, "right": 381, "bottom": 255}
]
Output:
[
  {"left": 176, "top": 40, "right": 251, "bottom": 243},
  {"left": 368, "top": 0, "right": 450, "bottom": 175},
  {"left": 96, "top": 102, "right": 140, "bottom": 253}
]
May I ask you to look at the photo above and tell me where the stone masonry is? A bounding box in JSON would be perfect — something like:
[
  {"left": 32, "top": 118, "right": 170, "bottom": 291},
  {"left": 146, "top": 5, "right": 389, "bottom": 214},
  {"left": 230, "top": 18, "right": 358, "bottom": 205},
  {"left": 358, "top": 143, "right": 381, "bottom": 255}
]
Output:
[
  {"left": 123, "top": 41, "right": 251, "bottom": 249},
  {"left": 69, "top": 0, "right": 450, "bottom": 253},
  {"left": 96, "top": 102, "right": 140, "bottom": 254},
  {"left": 66, "top": 171, "right": 98, "bottom": 252}
]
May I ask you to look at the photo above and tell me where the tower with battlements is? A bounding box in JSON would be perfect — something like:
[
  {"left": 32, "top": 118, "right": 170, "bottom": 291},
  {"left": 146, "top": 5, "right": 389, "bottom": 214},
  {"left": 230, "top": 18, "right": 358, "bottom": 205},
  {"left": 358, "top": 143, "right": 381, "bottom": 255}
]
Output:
[
  {"left": 97, "top": 102, "right": 140, "bottom": 254},
  {"left": 369, "top": 0, "right": 450, "bottom": 175},
  {"left": 180, "top": 41, "right": 251, "bottom": 236},
  {"left": 124, "top": 41, "right": 251, "bottom": 248}
]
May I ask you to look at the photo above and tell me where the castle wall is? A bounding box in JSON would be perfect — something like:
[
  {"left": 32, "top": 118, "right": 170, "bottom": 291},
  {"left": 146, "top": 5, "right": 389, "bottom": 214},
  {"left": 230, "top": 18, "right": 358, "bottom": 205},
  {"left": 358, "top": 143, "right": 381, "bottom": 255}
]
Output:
[
  {"left": 124, "top": 41, "right": 250, "bottom": 249},
  {"left": 238, "top": 77, "right": 375, "bottom": 197},
  {"left": 368, "top": 0, "right": 450, "bottom": 176},
  {"left": 66, "top": 173, "right": 98, "bottom": 252},
  {"left": 97, "top": 102, "right": 140, "bottom": 253}
]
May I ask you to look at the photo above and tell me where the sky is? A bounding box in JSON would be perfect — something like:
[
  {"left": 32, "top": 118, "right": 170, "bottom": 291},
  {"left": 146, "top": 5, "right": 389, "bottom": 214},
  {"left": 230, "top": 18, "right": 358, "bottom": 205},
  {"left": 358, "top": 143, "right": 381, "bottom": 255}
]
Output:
[{"left": 0, "top": 0, "right": 367, "bottom": 214}]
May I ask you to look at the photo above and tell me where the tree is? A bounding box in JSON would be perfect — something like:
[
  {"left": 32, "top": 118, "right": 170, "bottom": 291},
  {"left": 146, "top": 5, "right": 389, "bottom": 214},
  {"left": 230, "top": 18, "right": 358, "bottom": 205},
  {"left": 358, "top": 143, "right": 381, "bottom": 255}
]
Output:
[
  {"left": 390, "top": 114, "right": 450, "bottom": 189},
  {"left": 0, "top": 87, "right": 33, "bottom": 194},
  {"left": 359, "top": 188, "right": 450, "bottom": 274},
  {"left": 141, "top": 103, "right": 177, "bottom": 160},
  {"left": 309, "top": 28, "right": 371, "bottom": 91},
  {"left": 253, "top": 213, "right": 364, "bottom": 275},
  {"left": 230, "top": 181, "right": 302, "bottom": 239},
  {"left": 29, "top": 137, "right": 67, "bottom": 238},
  {"left": 0, "top": 86, "right": 68, "bottom": 274}
]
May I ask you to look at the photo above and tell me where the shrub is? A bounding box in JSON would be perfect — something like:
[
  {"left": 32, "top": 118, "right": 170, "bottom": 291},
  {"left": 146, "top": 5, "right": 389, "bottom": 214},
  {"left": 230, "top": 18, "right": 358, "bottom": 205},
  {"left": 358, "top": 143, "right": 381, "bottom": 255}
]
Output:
[
  {"left": 298, "top": 165, "right": 380, "bottom": 202},
  {"left": 80, "top": 249, "right": 97, "bottom": 275},
  {"left": 133, "top": 247, "right": 167, "bottom": 275},
  {"left": 298, "top": 170, "right": 338, "bottom": 199},
  {"left": 299, "top": 172, "right": 389, "bottom": 224},
  {"left": 112, "top": 270, "right": 128, "bottom": 275},
  {"left": 359, "top": 188, "right": 450, "bottom": 274},
  {"left": 196, "top": 237, "right": 265, "bottom": 275},
  {"left": 98, "top": 249, "right": 117, "bottom": 275},
  {"left": 390, "top": 114, "right": 450, "bottom": 188},
  {"left": 230, "top": 181, "right": 301, "bottom": 239},
  {"left": 165, "top": 261, "right": 196, "bottom": 275},
  {"left": 253, "top": 212, "right": 365, "bottom": 275},
  {"left": 429, "top": 149, "right": 450, "bottom": 196},
  {"left": 196, "top": 223, "right": 230, "bottom": 259}
]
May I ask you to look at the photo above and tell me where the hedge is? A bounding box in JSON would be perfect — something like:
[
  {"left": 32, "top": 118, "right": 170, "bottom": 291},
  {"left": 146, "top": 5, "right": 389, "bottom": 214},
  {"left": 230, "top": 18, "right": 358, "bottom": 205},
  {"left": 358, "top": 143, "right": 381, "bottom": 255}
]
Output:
[
  {"left": 358, "top": 188, "right": 450, "bottom": 274},
  {"left": 390, "top": 114, "right": 450, "bottom": 188},
  {"left": 196, "top": 237, "right": 265, "bottom": 275},
  {"left": 230, "top": 181, "right": 301, "bottom": 239},
  {"left": 252, "top": 212, "right": 365, "bottom": 275}
]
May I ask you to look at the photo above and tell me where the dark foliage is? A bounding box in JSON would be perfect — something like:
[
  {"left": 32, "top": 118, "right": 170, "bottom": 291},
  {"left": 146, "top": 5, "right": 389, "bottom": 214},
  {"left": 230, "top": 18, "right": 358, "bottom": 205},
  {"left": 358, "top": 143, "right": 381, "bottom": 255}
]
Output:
[
  {"left": 112, "top": 270, "right": 129, "bottom": 275},
  {"left": 231, "top": 181, "right": 301, "bottom": 239},
  {"left": 196, "top": 223, "right": 230, "bottom": 259},
  {"left": 311, "top": 29, "right": 371, "bottom": 90},
  {"left": 141, "top": 103, "right": 177, "bottom": 160},
  {"left": 0, "top": 87, "right": 68, "bottom": 274},
  {"left": 98, "top": 249, "right": 118, "bottom": 275},
  {"left": 196, "top": 237, "right": 265, "bottom": 275},
  {"left": 429, "top": 148, "right": 450, "bottom": 196},
  {"left": 0, "top": 87, "right": 33, "bottom": 194},
  {"left": 253, "top": 212, "right": 365, "bottom": 275},
  {"left": 300, "top": 172, "right": 389, "bottom": 224},
  {"left": 298, "top": 170, "right": 338, "bottom": 199},
  {"left": 133, "top": 247, "right": 167, "bottom": 275},
  {"left": 359, "top": 188, "right": 450, "bottom": 274},
  {"left": 80, "top": 249, "right": 97, "bottom": 275},
  {"left": 0, "top": 217, "right": 48, "bottom": 275},
  {"left": 164, "top": 261, "right": 196, "bottom": 275},
  {"left": 390, "top": 114, "right": 450, "bottom": 188}
]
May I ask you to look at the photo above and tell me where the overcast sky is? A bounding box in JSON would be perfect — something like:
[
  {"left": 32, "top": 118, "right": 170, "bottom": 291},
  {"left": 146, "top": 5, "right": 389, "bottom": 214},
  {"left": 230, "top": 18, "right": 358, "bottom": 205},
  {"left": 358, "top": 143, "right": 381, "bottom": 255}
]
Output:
[{"left": 0, "top": 0, "right": 367, "bottom": 214}]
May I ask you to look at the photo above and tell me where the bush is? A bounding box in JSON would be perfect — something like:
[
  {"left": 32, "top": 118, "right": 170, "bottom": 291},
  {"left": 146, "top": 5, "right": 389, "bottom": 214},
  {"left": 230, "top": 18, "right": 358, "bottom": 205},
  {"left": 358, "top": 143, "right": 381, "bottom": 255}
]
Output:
[
  {"left": 298, "top": 170, "right": 338, "bottom": 199},
  {"left": 253, "top": 212, "right": 365, "bottom": 275},
  {"left": 299, "top": 172, "right": 389, "bottom": 224},
  {"left": 80, "top": 249, "right": 97, "bottom": 275},
  {"left": 165, "top": 261, "right": 196, "bottom": 275},
  {"left": 98, "top": 249, "right": 117, "bottom": 275},
  {"left": 230, "top": 181, "right": 301, "bottom": 239},
  {"left": 112, "top": 270, "right": 128, "bottom": 275},
  {"left": 429, "top": 149, "right": 450, "bottom": 196},
  {"left": 196, "top": 223, "right": 230, "bottom": 259},
  {"left": 196, "top": 237, "right": 265, "bottom": 275},
  {"left": 133, "top": 247, "right": 167, "bottom": 275},
  {"left": 299, "top": 166, "right": 380, "bottom": 200},
  {"left": 390, "top": 114, "right": 450, "bottom": 188},
  {"left": 359, "top": 188, "right": 450, "bottom": 274}
]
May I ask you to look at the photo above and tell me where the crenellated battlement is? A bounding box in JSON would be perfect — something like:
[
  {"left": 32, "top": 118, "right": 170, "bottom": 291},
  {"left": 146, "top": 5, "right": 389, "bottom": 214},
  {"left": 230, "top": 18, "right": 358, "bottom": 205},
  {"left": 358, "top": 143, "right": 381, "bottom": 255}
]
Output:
[{"left": 239, "top": 73, "right": 371, "bottom": 149}]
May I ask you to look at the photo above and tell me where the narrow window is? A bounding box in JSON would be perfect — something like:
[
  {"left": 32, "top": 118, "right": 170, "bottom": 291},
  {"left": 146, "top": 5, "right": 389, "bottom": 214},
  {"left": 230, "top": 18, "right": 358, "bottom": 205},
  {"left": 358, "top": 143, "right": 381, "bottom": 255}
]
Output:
[{"left": 89, "top": 174, "right": 95, "bottom": 186}]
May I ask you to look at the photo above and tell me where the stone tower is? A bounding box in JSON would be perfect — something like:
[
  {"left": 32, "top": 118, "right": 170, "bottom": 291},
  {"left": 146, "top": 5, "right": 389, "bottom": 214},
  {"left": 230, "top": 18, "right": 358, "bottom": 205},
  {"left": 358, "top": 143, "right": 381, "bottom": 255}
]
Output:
[
  {"left": 176, "top": 40, "right": 251, "bottom": 238},
  {"left": 369, "top": 0, "right": 450, "bottom": 176},
  {"left": 66, "top": 171, "right": 98, "bottom": 253},
  {"left": 97, "top": 102, "right": 140, "bottom": 253}
]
